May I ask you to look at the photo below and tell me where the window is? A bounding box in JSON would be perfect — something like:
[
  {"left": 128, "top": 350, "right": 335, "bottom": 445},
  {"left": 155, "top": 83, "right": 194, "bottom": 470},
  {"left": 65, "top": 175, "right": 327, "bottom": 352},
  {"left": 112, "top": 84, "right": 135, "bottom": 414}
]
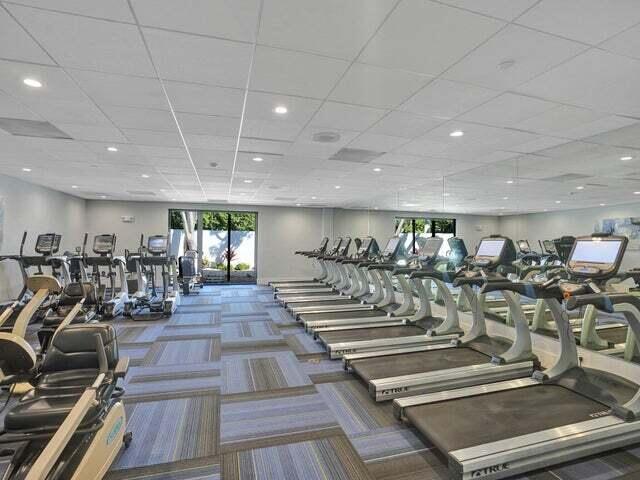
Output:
[{"left": 395, "top": 217, "right": 456, "bottom": 256}]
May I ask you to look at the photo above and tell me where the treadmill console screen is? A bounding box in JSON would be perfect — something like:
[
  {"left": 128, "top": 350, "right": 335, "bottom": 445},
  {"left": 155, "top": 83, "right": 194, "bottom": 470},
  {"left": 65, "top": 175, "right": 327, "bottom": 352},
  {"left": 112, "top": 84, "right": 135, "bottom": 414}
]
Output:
[
  {"left": 359, "top": 237, "right": 372, "bottom": 255},
  {"left": 421, "top": 237, "right": 443, "bottom": 258},
  {"left": 148, "top": 235, "right": 168, "bottom": 254},
  {"left": 517, "top": 240, "right": 530, "bottom": 253},
  {"left": 35, "top": 233, "right": 61, "bottom": 255},
  {"left": 93, "top": 234, "right": 115, "bottom": 255},
  {"left": 476, "top": 239, "right": 505, "bottom": 258},
  {"left": 543, "top": 240, "right": 556, "bottom": 254},
  {"left": 330, "top": 238, "right": 342, "bottom": 254},
  {"left": 568, "top": 236, "right": 627, "bottom": 278},
  {"left": 383, "top": 237, "right": 400, "bottom": 255}
]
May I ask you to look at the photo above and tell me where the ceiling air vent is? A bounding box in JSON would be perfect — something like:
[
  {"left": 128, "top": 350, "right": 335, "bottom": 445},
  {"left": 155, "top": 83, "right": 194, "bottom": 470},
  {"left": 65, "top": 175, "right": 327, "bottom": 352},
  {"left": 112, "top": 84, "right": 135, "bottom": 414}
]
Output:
[
  {"left": 313, "top": 131, "right": 341, "bottom": 143},
  {"left": 127, "top": 190, "right": 156, "bottom": 196},
  {"left": 329, "top": 148, "right": 385, "bottom": 164},
  {"left": 0, "top": 118, "right": 71, "bottom": 139},
  {"left": 542, "top": 173, "right": 590, "bottom": 182}
]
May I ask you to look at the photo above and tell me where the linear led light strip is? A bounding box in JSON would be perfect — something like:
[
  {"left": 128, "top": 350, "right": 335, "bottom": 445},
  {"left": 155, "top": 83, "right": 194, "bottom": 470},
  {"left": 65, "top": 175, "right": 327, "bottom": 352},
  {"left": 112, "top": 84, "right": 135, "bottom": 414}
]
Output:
[{"left": 227, "top": 0, "right": 265, "bottom": 201}]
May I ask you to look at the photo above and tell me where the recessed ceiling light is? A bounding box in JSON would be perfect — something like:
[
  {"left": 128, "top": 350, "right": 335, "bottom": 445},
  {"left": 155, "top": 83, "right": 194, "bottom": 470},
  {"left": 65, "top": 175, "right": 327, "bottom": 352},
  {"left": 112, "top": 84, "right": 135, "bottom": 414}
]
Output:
[
  {"left": 373, "top": 167, "right": 382, "bottom": 172},
  {"left": 334, "top": 185, "right": 341, "bottom": 189},
  {"left": 600, "top": 203, "right": 606, "bottom": 206},
  {"left": 274, "top": 105, "right": 288, "bottom": 114},
  {"left": 404, "top": 203, "right": 419, "bottom": 207},
  {"left": 23, "top": 78, "right": 42, "bottom": 88},
  {"left": 100, "top": 195, "right": 107, "bottom": 199},
  {"left": 296, "top": 203, "right": 301, "bottom": 207},
  {"left": 141, "top": 174, "right": 150, "bottom": 178},
  {"left": 71, "top": 185, "right": 78, "bottom": 189},
  {"left": 543, "top": 209, "right": 548, "bottom": 212},
  {"left": 555, "top": 200, "right": 561, "bottom": 204},
  {"left": 21, "top": 167, "right": 31, "bottom": 172},
  {"left": 374, "top": 207, "right": 378, "bottom": 210},
  {"left": 576, "top": 185, "right": 584, "bottom": 190},
  {"left": 449, "top": 130, "right": 464, "bottom": 137},
  {"left": 244, "top": 179, "right": 253, "bottom": 184},
  {"left": 311, "top": 196, "right": 317, "bottom": 200},
  {"left": 621, "top": 156, "right": 633, "bottom": 161},
  {"left": 252, "top": 157, "right": 263, "bottom": 162},
  {"left": 506, "top": 180, "right": 514, "bottom": 184},
  {"left": 634, "top": 191, "right": 640, "bottom": 195},
  {"left": 171, "top": 198, "right": 176, "bottom": 201},
  {"left": 502, "top": 196, "right": 508, "bottom": 200},
  {"left": 443, "top": 192, "right": 451, "bottom": 197},
  {"left": 107, "top": 146, "right": 118, "bottom": 152}
]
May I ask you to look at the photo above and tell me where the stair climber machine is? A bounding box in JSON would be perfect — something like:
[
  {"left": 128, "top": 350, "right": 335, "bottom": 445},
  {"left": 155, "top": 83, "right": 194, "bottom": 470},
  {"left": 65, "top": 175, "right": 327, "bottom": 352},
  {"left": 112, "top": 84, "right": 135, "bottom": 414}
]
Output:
[
  {"left": 311, "top": 237, "right": 469, "bottom": 360},
  {"left": 0, "top": 291, "right": 132, "bottom": 479},
  {"left": 287, "top": 236, "right": 402, "bottom": 319},
  {"left": 84, "top": 234, "right": 129, "bottom": 318},
  {"left": 393, "top": 234, "right": 640, "bottom": 480},
  {"left": 178, "top": 249, "right": 203, "bottom": 295},
  {"left": 273, "top": 237, "right": 346, "bottom": 297},
  {"left": 279, "top": 238, "right": 359, "bottom": 310},
  {"left": 270, "top": 237, "right": 330, "bottom": 289},
  {"left": 124, "top": 234, "right": 179, "bottom": 319}
]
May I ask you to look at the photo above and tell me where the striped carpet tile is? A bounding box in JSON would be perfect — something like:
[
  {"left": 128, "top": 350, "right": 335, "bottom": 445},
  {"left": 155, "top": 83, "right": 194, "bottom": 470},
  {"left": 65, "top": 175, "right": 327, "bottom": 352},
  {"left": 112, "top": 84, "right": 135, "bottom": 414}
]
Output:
[
  {"left": 159, "top": 325, "right": 222, "bottom": 340},
  {"left": 349, "top": 425, "right": 429, "bottom": 462},
  {"left": 169, "top": 312, "right": 220, "bottom": 326},
  {"left": 222, "top": 435, "right": 372, "bottom": 480},
  {"left": 124, "top": 363, "right": 221, "bottom": 399},
  {"left": 221, "top": 320, "right": 282, "bottom": 342},
  {"left": 106, "top": 457, "right": 220, "bottom": 480},
  {"left": 283, "top": 330, "right": 326, "bottom": 355},
  {"left": 113, "top": 394, "right": 219, "bottom": 470},
  {"left": 266, "top": 307, "right": 297, "bottom": 325},
  {"left": 115, "top": 325, "right": 165, "bottom": 344},
  {"left": 143, "top": 338, "right": 221, "bottom": 366}
]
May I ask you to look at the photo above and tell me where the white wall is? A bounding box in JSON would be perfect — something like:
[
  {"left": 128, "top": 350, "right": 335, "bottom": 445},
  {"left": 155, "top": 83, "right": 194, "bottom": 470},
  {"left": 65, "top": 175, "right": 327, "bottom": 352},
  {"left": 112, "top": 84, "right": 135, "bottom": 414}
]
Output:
[
  {"left": 499, "top": 202, "right": 640, "bottom": 269},
  {"left": 0, "top": 174, "right": 86, "bottom": 300}
]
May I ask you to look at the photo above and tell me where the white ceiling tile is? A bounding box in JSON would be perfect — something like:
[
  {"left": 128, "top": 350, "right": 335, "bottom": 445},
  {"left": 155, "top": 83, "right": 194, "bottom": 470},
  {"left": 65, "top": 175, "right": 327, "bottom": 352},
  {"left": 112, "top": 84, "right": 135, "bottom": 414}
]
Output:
[
  {"left": 0, "top": 7, "right": 54, "bottom": 64},
  {"left": 359, "top": 0, "right": 503, "bottom": 75},
  {"left": 259, "top": 0, "right": 395, "bottom": 60},
  {"left": 516, "top": 49, "right": 640, "bottom": 117},
  {"left": 244, "top": 91, "right": 322, "bottom": 124},
  {"left": 102, "top": 105, "right": 177, "bottom": 131},
  {"left": 348, "top": 133, "right": 408, "bottom": 152},
  {"left": 9, "top": 5, "right": 155, "bottom": 76},
  {"left": 460, "top": 92, "right": 559, "bottom": 127},
  {"left": 163, "top": 82, "right": 244, "bottom": 117},
  {"left": 143, "top": 28, "right": 253, "bottom": 88},
  {"left": 241, "top": 119, "right": 303, "bottom": 142},
  {"left": 601, "top": 24, "right": 640, "bottom": 61},
  {"left": 175, "top": 113, "right": 239, "bottom": 136},
  {"left": 396, "top": 137, "right": 449, "bottom": 157},
  {"left": 584, "top": 123, "right": 640, "bottom": 149},
  {"left": 437, "top": 0, "right": 538, "bottom": 21},
  {"left": 239, "top": 138, "right": 291, "bottom": 156},
  {"left": 131, "top": 0, "right": 260, "bottom": 41},
  {"left": 0, "top": 91, "right": 40, "bottom": 120},
  {"left": 310, "top": 102, "right": 387, "bottom": 132},
  {"left": 289, "top": 126, "right": 358, "bottom": 158},
  {"left": 0, "top": 61, "right": 85, "bottom": 102},
  {"left": 7, "top": 0, "right": 134, "bottom": 21},
  {"left": 185, "top": 134, "right": 236, "bottom": 151},
  {"left": 28, "top": 99, "right": 111, "bottom": 126},
  {"left": 508, "top": 135, "right": 570, "bottom": 154},
  {"left": 516, "top": 0, "right": 640, "bottom": 45},
  {"left": 122, "top": 129, "right": 183, "bottom": 147},
  {"left": 68, "top": 70, "right": 168, "bottom": 110},
  {"left": 399, "top": 78, "right": 498, "bottom": 119},
  {"left": 250, "top": 46, "right": 349, "bottom": 99},
  {"left": 330, "top": 63, "right": 430, "bottom": 109},
  {"left": 55, "top": 123, "right": 127, "bottom": 142},
  {"left": 368, "top": 111, "right": 443, "bottom": 138},
  {"left": 445, "top": 25, "right": 586, "bottom": 90}
]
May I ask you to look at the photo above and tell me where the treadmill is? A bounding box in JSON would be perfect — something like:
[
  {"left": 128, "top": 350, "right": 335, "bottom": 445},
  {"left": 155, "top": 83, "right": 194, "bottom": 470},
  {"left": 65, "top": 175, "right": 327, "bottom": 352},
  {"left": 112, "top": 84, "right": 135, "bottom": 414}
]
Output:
[
  {"left": 286, "top": 236, "right": 404, "bottom": 316},
  {"left": 278, "top": 238, "right": 359, "bottom": 306},
  {"left": 345, "top": 235, "right": 538, "bottom": 401},
  {"left": 394, "top": 234, "right": 640, "bottom": 480},
  {"left": 302, "top": 236, "right": 461, "bottom": 334},
  {"left": 269, "top": 237, "right": 330, "bottom": 291}
]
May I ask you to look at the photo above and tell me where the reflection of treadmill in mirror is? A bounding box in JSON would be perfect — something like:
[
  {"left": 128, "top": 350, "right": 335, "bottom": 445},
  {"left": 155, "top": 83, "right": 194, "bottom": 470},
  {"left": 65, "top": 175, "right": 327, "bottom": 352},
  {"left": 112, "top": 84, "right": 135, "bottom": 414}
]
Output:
[
  {"left": 271, "top": 237, "right": 333, "bottom": 291},
  {"left": 394, "top": 234, "right": 640, "bottom": 480},
  {"left": 279, "top": 237, "right": 379, "bottom": 316},
  {"left": 301, "top": 236, "right": 449, "bottom": 333},
  {"left": 286, "top": 236, "right": 403, "bottom": 317},
  {"left": 313, "top": 237, "right": 469, "bottom": 360},
  {"left": 276, "top": 238, "right": 362, "bottom": 299}
]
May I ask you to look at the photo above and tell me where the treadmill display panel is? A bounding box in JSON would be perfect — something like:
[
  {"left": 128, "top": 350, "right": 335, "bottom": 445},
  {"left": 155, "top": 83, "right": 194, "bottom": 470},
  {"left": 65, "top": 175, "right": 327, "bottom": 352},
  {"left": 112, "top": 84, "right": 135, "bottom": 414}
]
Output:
[
  {"left": 148, "top": 235, "right": 168, "bottom": 254},
  {"left": 543, "top": 240, "right": 556, "bottom": 254},
  {"left": 568, "top": 237, "right": 626, "bottom": 278},
  {"left": 421, "top": 237, "right": 443, "bottom": 258},
  {"left": 518, "top": 240, "right": 530, "bottom": 253},
  {"left": 358, "top": 237, "right": 372, "bottom": 255},
  {"left": 476, "top": 239, "right": 505, "bottom": 258},
  {"left": 383, "top": 237, "right": 400, "bottom": 255},
  {"left": 93, "top": 234, "right": 115, "bottom": 254},
  {"left": 35, "top": 233, "right": 61, "bottom": 254}
]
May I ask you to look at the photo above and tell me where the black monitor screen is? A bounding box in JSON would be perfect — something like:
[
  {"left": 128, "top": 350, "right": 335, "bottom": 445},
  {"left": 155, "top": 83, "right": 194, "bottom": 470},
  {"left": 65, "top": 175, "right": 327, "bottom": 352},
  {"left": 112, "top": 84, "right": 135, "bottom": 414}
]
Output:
[
  {"left": 93, "top": 234, "right": 115, "bottom": 254},
  {"left": 384, "top": 237, "right": 400, "bottom": 254},
  {"left": 35, "top": 234, "right": 60, "bottom": 254},
  {"left": 476, "top": 239, "right": 505, "bottom": 257},
  {"left": 571, "top": 239, "right": 622, "bottom": 264},
  {"left": 148, "top": 236, "right": 167, "bottom": 253}
]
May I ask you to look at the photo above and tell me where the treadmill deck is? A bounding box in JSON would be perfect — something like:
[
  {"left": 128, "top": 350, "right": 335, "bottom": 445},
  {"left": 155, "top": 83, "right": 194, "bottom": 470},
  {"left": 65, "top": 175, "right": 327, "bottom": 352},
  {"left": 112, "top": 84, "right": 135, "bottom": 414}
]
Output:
[
  {"left": 299, "top": 309, "right": 384, "bottom": 323},
  {"left": 319, "top": 325, "right": 425, "bottom": 345},
  {"left": 352, "top": 347, "right": 490, "bottom": 382},
  {"left": 406, "top": 384, "right": 607, "bottom": 453}
]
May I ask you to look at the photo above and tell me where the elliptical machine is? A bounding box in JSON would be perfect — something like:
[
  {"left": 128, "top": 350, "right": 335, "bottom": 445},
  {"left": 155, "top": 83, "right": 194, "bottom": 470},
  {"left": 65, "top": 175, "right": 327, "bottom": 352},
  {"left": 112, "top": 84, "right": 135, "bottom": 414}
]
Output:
[
  {"left": 178, "top": 249, "right": 203, "bottom": 296},
  {"left": 85, "top": 234, "right": 129, "bottom": 319}
]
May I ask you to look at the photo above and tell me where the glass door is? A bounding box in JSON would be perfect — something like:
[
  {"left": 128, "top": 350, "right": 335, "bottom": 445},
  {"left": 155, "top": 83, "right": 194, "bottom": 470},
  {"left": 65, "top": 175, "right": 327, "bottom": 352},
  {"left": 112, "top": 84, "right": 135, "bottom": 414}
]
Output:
[{"left": 169, "top": 209, "right": 257, "bottom": 284}]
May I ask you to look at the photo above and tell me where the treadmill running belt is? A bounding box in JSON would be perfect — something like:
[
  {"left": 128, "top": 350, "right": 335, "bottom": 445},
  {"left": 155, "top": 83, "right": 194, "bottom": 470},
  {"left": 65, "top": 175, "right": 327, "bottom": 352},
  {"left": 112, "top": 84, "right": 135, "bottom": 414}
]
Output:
[
  {"left": 300, "top": 310, "right": 384, "bottom": 322},
  {"left": 406, "top": 384, "right": 607, "bottom": 453},
  {"left": 352, "top": 348, "right": 490, "bottom": 382},
  {"left": 319, "top": 325, "right": 425, "bottom": 345},
  {"left": 287, "top": 299, "right": 359, "bottom": 309},
  {"left": 597, "top": 326, "right": 628, "bottom": 346}
]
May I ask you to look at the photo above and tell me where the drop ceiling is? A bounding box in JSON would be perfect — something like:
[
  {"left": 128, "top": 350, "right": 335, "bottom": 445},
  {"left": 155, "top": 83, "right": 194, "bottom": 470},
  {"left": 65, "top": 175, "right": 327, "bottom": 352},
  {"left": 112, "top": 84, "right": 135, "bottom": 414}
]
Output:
[{"left": 0, "top": 0, "right": 640, "bottom": 215}]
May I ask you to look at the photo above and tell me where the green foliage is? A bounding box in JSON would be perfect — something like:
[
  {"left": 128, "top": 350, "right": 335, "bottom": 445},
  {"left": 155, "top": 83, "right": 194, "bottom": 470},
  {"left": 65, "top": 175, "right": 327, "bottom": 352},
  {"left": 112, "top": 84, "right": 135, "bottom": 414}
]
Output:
[
  {"left": 201, "top": 256, "right": 210, "bottom": 268},
  {"left": 234, "top": 262, "right": 251, "bottom": 271},
  {"left": 215, "top": 262, "right": 226, "bottom": 270},
  {"left": 169, "top": 210, "right": 256, "bottom": 231}
]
